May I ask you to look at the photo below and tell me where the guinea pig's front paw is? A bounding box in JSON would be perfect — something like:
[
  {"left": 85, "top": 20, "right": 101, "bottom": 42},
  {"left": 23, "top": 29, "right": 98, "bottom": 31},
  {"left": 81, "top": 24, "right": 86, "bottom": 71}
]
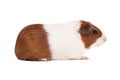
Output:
[{"left": 80, "top": 56, "right": 89, "bottom": 60}]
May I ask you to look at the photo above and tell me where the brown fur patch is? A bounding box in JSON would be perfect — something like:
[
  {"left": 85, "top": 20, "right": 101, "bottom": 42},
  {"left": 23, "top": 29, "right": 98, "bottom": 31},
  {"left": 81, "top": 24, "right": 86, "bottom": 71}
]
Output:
[
  {"left": 15, "top": 24, "right": 51, "bottom": 61},
  {"left": 79, "top": 20, "right": 102, "bottom": 48}
]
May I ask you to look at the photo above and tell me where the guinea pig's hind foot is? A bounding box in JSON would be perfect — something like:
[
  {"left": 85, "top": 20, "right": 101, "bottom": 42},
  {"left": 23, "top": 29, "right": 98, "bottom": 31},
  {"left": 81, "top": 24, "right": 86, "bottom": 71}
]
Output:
[
  {"left": 38, "top": 58, "right": 50, "bottom": 61},
  {"left": 80, "top": 56, "right": 89, "bottom": 60}
]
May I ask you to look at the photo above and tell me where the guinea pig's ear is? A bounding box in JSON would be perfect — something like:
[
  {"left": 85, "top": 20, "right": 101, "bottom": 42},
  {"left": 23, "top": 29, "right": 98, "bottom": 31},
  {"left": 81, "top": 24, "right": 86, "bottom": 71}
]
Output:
[{"left": 79, "top": 25, "right": 91, "bottom": 35}]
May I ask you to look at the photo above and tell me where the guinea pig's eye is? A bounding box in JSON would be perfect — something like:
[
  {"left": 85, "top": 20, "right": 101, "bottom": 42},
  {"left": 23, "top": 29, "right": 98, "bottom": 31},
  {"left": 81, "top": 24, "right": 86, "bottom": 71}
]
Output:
[{"left": 92, "top": 30, "right": 98, "bottom": 34}]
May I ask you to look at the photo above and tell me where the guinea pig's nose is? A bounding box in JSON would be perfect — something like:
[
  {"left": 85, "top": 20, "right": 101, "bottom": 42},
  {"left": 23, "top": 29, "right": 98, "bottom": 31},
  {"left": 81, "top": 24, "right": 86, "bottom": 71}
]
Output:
[{"left": 103, "top": 37, "right": 107, "bottom": 42}]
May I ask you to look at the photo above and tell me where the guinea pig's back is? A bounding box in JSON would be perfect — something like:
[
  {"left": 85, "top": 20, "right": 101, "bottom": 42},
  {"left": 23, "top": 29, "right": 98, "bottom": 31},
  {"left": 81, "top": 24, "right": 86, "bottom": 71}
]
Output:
[{"left": 15, "top": 24, "right": 51, "bottom": 61}]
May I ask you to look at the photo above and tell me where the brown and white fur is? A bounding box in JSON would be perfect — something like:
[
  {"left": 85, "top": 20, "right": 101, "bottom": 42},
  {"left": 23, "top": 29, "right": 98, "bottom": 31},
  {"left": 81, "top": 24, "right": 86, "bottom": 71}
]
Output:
[{"left": 15, "top": 20, "right": 106, "bottom": 61}]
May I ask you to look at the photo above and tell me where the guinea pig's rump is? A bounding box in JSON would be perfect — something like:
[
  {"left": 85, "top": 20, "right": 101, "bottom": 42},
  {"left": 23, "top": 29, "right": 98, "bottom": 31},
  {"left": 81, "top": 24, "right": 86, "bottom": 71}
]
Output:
[{"left": 15, "top": 24, "right": 51, "bottom": 61}]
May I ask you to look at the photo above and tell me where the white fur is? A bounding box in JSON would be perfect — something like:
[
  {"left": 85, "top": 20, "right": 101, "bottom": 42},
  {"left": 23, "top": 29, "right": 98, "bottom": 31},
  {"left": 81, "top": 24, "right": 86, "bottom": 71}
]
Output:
[{"left": 43, "top": 21, "right": 87, "bottom": 60}]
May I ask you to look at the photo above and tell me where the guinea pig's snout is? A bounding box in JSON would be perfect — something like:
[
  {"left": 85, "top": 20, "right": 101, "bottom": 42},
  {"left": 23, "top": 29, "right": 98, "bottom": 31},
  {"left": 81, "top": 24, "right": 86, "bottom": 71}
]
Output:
[
  {"left": 91, "top": 34, "right": 107, "bottom": 48},
  {"left": 103, "top": 37, "right": 107, "bottom": 42}
]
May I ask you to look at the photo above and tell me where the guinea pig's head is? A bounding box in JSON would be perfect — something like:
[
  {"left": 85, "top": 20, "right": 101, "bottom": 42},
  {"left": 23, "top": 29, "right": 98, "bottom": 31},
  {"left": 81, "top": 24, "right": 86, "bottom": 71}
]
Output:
[{"left": 79, "top": 20, "right": 107, "bottom": 49}]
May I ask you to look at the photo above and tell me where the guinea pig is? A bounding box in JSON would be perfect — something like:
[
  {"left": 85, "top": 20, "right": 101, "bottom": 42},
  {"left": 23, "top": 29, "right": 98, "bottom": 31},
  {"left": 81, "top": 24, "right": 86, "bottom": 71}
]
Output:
[{"left": 15, "top": 20, "right": 106, "bottom": 61}]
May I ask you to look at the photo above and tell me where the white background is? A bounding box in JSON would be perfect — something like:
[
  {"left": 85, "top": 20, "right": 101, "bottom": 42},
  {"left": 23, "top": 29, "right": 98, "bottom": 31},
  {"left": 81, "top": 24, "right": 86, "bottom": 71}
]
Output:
[{"left": 0, "top": 0, "right": 120, "bottom": 80}]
